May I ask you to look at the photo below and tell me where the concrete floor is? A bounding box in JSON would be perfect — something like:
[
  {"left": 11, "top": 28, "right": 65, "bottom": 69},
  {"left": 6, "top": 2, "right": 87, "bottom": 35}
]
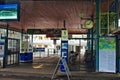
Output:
[{"left": 0, "top": 55, "right": 119, "bottom": 80}]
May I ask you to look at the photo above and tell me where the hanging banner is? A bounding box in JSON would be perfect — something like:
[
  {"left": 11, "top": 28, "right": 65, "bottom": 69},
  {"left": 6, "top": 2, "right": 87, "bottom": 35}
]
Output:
[
  {"left": 0, "top": 42, "right": 4, "bottom": 57},
  {"left": 99, "top": 37, "right": 116, "bottom": 73}
]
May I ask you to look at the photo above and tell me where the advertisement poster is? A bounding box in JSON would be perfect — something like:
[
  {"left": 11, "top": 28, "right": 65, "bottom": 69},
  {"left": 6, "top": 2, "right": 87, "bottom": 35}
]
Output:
[
  {"left": 0, "top": 42, "right": 4, "bottom": 57},
  {"left": 99, "top": 37, "right": 116, "bottom": 73}
]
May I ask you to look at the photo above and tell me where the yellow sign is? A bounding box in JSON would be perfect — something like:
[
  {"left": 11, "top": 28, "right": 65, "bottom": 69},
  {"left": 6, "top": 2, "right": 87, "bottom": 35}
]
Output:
[{"left": 61, "top": 30, "right": 68, "bottom": 40}]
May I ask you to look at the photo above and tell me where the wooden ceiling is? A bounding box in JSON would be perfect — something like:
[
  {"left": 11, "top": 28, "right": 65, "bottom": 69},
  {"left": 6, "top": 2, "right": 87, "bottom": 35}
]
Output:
[{"left": 0, "top": 0, "right": 116, "bottom": 34}]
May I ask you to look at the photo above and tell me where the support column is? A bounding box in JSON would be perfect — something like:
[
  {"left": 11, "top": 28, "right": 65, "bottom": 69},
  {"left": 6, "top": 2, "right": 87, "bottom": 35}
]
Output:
[
  {"left": 115, "top": 0, "right": 119, "bottom": 73},
  {"left": 3, "top": 23, "right": 9, "bottom": 68},
  {"left": 95, "top": 0, "right": 100, "bottom": 71},
  {"left": 91, "top": 15, "right": 94, "bottom": 58},
  {"left": 91, "top": 28, "right": 94, "bottom": 60},
  {"left": 87, "top": 30, "right": 91, "bottom": 50}
]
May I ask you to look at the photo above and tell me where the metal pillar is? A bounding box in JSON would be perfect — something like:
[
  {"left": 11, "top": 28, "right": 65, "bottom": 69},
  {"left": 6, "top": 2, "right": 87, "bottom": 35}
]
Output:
[
  {"left": 3, "top": 23, "right": 9, "bottom": 68},
  {"left": 87, "top": 30, "right": 91, "bottom": 50},
  {"left": 91, "top": 15, "right": 94, "bottom": 60},
  {"left": 115, "top": 0, "right": 119, "bottom": 72},
  {"left": 95, "top": 0, "right": 100, "bottom": 71},
  {"left": 91, "top": 28, "right": 94, "bottom": 60}
]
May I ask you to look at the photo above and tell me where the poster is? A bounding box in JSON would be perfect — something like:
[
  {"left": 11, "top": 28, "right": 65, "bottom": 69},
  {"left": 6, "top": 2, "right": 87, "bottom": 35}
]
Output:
[
  {"left": 0, "top": 42, "right": 4, "bottom": 57},
  {"left": 99, "top": 37, "right": 116, "bottom": 73}
]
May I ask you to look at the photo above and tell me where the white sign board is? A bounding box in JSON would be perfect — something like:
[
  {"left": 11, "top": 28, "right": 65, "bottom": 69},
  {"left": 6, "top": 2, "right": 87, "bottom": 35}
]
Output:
[
  {"left": 99, "top": 50, "right": 116, "bottom": 73},
  {"left": 99, "top": 37, "right": 116, "bottom": 73},
  {"left": 61, "top": 30, "right": 68, "bottom": 40}
]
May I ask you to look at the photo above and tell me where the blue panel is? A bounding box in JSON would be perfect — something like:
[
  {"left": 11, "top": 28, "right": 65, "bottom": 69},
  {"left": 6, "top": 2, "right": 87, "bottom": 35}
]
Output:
[
  {"left": 20, "top": 53, "right": 25, "bottom": 60},
  {"left": 61, "top": 41, "right": 68, "bottom": 72},
  {"left": 20, "top": 52, "right": 33, "bottom": 62},
  {"left": 0, "top": 4, "right": 17, "bottom": 9},
  {"left": 0, "top": 42, "right": 4, "bottom": 45},
  {"left": 27, "top": 52, "right": 33, "bottom": 61}
]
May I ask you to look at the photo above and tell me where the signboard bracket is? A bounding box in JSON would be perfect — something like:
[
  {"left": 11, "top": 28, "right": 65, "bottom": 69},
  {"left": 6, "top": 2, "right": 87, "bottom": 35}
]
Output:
[{"left": 51, "top": 57, "right": 71, "bottom": 80}]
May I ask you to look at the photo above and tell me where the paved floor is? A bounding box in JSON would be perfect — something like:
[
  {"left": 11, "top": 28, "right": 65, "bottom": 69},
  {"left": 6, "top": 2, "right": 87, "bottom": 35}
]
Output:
[{"left": 0, "top": 56, "right": 119, "bottom": 80}]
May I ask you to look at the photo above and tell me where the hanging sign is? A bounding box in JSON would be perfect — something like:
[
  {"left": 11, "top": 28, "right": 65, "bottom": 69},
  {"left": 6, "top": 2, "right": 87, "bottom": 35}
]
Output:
[{"left": 61, "top": 30, "right": 68, "bottom": 40}]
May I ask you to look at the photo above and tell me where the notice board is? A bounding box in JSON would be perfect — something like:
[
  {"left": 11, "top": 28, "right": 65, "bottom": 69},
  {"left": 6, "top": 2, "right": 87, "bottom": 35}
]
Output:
[{"left": 99, "top": 37, "right": 116, "bottom": 73}]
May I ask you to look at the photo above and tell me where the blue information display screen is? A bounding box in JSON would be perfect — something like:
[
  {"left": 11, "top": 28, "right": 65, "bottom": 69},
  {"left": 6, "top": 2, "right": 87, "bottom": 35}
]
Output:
[{"left": 0, "top": 4, "right": 19, "bottom": 21}]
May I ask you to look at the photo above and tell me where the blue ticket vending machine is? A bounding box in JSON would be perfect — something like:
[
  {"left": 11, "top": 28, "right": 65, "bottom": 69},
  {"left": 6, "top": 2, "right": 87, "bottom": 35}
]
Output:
[{"left": 61, "top": 41, "right": 68, "bottom": 72}]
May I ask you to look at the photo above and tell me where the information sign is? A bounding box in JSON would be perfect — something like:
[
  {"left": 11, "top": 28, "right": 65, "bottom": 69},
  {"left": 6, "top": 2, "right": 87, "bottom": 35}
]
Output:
[
  {"left": 61, "top": 30, "right": 68, "bottom": 40},
  {"left": 99, "top": 37, "right": 116, "bottom": 73}
]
